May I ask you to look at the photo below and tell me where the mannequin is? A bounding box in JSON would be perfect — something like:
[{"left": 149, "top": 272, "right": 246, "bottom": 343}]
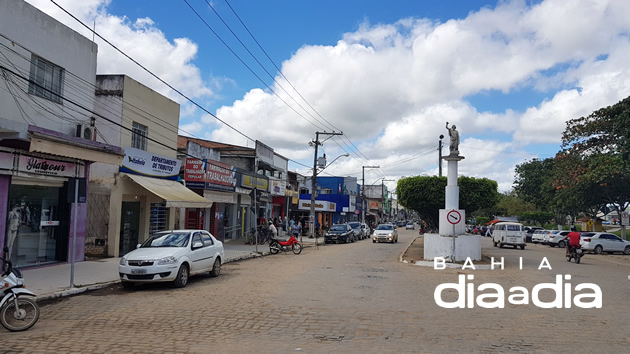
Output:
[{"left": 6, "top": 206, "right": 21, "bottom": 259}]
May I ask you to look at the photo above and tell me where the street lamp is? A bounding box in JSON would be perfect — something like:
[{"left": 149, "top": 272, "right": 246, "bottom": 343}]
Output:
[
  {"left": 362, "top": 165, "right": 380, "bottom": 227},
  {"left": 438, "top": 134, "right": 444, "bottom": 177}
]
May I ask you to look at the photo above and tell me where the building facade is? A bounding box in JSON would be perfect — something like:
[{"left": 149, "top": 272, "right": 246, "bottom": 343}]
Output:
[{"left": 0, "top": 0, "right": 123, "bottom": 266}]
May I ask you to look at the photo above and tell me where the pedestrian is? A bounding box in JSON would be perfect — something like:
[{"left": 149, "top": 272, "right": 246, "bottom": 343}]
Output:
[
  {"left": 485, "top": 227, "right": 492, "bottom": 237},
  {"left": 268, "top": 220, "right": 277, "bottom": 238}
]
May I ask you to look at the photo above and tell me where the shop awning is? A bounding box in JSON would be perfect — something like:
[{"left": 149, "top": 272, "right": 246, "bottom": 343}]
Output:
[
  {"left": 125, "top": 173, "right": 213, "bottom": 208},
  {"left": 203, "top": 190, "right": 234, "bottom": 204}
]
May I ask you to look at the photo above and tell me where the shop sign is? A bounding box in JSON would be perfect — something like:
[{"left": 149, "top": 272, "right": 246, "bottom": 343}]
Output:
[
  {"left": 298, "top": 199, "right": 336, "bottom": 212},
  {"left": 184, "top": 158, "right": 205, "bottom": 189},
  {"left": 241, "top": 174, "right": 269, "bottom": 191},
  {"left": 184, "top": 158, "right": 235, "bottom": 191},
  {"left": 0, "top": 151, "right": 13, "bottom": 170},
  {"left": 205, "top": 160, "right": 235, "bottom": 192},
  {"left": 270, "top": 179, "right": 286, "bottom": 196},
  {"left": 120, "top": 147, "right": 181, "bottom": 180},
  {"left": 18, "top": 155, "right": 77, "bottom": 177}
]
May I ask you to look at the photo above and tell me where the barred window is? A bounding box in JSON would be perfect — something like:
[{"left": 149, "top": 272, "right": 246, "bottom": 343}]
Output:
[
  {"left": 131, "top": 122, "right": 148, "bottom": 150},
  {"left": 28, "top": 56, "right": 64, "bottom": 103}
]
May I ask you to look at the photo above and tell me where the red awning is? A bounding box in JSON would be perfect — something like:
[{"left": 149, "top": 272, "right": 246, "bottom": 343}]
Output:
[{"left": 486, "top": 219, "right": 500, "bottom": 225}]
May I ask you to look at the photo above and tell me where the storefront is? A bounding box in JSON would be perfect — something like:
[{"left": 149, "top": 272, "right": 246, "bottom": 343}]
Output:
[
  {"left": 109, "top": 148, "right": 212, "bottom": 256},
  {"left": 1, "top": 151, "right": 84, "bottom": 267}
]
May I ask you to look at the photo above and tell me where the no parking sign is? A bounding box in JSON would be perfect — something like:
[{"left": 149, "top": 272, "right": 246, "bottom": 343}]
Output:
[{"left": 622, "top": 212, "right": 629, "bottom": 226}]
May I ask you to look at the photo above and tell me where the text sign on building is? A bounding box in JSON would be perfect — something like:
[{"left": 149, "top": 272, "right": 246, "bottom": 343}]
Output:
[
  {"left": 205, "top": 160, "right": 235, "bottom": 192},
  {"left": 298, "top": 199, "right": 336, "bottom": 212},
  {"left": 18, "top": 155, "right": 79, "bottom": 177},
  {"left": 184, "top": 158, "right": 205, "bottom": 188},
  {"left": 241, "top": 174, "right": 269, "bottom": 191},
  {"left": 120, "top": 147, "right": 181, "bottom": 180},
  {"left": 0, "top": 151, "right": 13, "bottom": 170}
]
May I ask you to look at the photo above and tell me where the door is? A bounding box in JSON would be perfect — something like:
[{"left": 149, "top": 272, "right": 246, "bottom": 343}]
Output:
[{"left": 119, "top": 202, "right": 140, "bottom": 256}]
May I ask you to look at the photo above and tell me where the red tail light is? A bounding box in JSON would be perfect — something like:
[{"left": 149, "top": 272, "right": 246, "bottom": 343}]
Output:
[{"left": 583, "top": 238, "right": 591, "bottom": 242}]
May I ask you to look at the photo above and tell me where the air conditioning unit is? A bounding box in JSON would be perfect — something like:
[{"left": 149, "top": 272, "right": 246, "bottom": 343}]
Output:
[{"left": 75, "top": 124, "right": 95, "bottom": 141}]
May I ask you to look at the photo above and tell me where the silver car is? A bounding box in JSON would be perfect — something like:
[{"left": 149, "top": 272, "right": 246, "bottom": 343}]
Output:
[
  {"left": 580, "top": 232, "right": 630, "bottom": 255},
  {"left": 372, "top": 224, "right": 398, "bottom": 243}
]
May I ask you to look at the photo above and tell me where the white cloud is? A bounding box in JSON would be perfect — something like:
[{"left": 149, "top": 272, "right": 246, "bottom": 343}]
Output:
[
  {"left": 26, "top": 0, "right": 214, "bottom": 105},
  {"left": 27, "top": 0, "right": 630, "bottom": 193}
]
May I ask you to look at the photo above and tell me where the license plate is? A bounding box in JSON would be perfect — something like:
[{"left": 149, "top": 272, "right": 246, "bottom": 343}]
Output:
[
  {"left": 131, "top": 269, "right": 147, "bottom": 275},
  {"left": 331, "top": 236, "right": 337, "bottom": 239}
]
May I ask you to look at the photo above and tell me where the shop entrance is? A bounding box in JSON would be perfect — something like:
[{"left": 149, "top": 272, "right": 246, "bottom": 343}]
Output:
[
  {"left": 119, "top": 202, "right": 140, "bottom": 256},
  {"left": 5, "top": 182, "right": 67, "bottom": 267}
]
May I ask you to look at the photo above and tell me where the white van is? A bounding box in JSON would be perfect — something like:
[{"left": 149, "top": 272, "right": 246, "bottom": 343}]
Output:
[{"left": 492, "top": 222, "right": 526, "bottom": 249}]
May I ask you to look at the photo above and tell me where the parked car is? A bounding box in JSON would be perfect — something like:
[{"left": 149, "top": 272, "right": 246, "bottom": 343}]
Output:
[
  {"left": 396, "top": 221, "right": 406, "bottom": 227},
  {"left": 547, "top": 231, "right": 571, "bottom": 248},
  {"left": 361, "top": 223, "right": 371, "bottom": 237},
  {"left": 405, "top": 221, "right": 415, "bottom": 230},
  {"left": 491, "top": 222, "right": 526, "bottom": 249},
  {"left": 543, "top": 230, "right": 560, "bottom": 245},
  {"left": 580, "top": 232, "right": 630, "bottom": 255},
  {"left": 119, "top": 229, "right": 224, "bottom": 289},
  {"left": 324, "top": 224, "right": 354, "bottom": 244},
  {"left": 531, "top": 230, "right": 551, "bottom": 244},
  {"left": 348, "top": 222, "right": 364, "bottom": 240},
  {"left": 372, "top": 224, "right": 398, "bottom": 243},
  {"left": 525, "top": 227, "right": 543, "bottom": 243}
]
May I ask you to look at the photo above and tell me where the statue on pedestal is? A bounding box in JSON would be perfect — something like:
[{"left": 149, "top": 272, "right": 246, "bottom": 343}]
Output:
[{"left": 445, "top": 122, "right": 459, "bottom": 155}]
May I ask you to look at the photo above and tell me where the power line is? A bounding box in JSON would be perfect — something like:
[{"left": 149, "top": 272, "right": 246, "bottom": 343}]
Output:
[{"left": 49, "top": 0, "right": 253, "bottom": 143}]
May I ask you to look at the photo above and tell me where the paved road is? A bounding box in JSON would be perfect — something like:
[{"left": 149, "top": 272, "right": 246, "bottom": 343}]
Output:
[{"left": 3, "top": 229, "right": 630, "bottom": 353}]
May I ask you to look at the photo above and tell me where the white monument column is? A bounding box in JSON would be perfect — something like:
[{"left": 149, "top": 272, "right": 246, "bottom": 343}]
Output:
[{"left": 424, "top": 123, "right": 481, "bottom": 261}]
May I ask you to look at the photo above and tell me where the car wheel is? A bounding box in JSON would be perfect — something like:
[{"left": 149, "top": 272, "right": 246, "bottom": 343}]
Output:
[
  {"left": 373, "top": 240, "right": 376, "bottom": 243},
  {"left": 173, "top": 264, "right": 189, "bottom": 288},
  {"left": 513, "top": 245, "right": 517, "bottom": 249},
  {"left": 558, "top": 240, "right": 566, "bottom": 248},
  {"left": 499, "top": 243, "right": 504, "bottom": 248},
  {"left": 121, "top": 281, "right": 134, "bottom": 290},
  {"left": 624, "top": 246, "right": 630, "bottom": 255},
  {"left": 594, "top": 245, "right": 603, "bottom": 255},
  {"left": 210, "top": 258, "right": 221, "bottom": 277},
  {"left": 520, "top": 245, "right": 525, "bottom": 250}
]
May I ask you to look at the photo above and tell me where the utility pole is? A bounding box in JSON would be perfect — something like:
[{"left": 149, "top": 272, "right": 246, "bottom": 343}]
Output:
[
  {"left": 439, "top": 134, "right": 444, "bottom": 177},
  {"left": 362, "top": 165, "right": 379, "bottom": 227},
  {"left": 310, "top": 131, "right": 343, "bottom": 243}
]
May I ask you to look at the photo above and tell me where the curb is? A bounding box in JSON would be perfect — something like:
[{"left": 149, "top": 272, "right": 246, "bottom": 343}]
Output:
[{"left": 36, "top": 249, "right": 273, "bottom": 302}]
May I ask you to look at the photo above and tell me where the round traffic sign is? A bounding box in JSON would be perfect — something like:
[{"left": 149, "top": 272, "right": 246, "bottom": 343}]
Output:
[{"left": 447, "top": 210, "right": 462, "bottom": 225}]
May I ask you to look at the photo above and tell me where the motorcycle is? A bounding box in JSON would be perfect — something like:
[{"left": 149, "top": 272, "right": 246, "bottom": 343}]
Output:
[
  {"left": 566, "top": 244, "right": 583, "bottom": 264},
  {"left": 1, "top": 252, "right": 40, "bottom": 331},
  {"left": 269, "top": 235, "right": 302, "bottom": 255}
]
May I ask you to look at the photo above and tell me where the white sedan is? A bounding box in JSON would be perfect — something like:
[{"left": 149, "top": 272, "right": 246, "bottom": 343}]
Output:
[
  {"left": 372, "top": 224, "right": 398, "bottom": 243},
  {"left": 119, "top": 230, "right": 224, "bottom": 288},
  {"left": 580, "top": 232, "right": 630, "bottom": 255}
]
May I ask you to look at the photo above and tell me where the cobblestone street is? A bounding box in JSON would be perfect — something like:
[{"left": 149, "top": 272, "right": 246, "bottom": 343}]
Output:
[{"left": 4, "top": 231, "right": 630, "bottom": 353}]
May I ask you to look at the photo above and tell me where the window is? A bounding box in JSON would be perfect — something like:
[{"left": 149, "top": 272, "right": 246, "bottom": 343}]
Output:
[
  {"left": 28, "top": 56, "right": 64, "bottom": 103},
  {"left": 131, "top": 122, "right": 148, "bottom": 150},
  {"left": 506, "top": 225, "right": 521, "bottom": 231},
  {"left": 201, "top": 232, "right": 214, "bottom": 246}
]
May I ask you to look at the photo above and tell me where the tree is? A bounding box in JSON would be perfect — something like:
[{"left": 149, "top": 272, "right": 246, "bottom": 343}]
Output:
[
  {"left": 519, "top": 211, "right": 553, "bottom": 226},
  {"left": 554, "top": 96, "right": 630, "bottom": 230},
  {"left": 397, "top": 176, "right": 499, "bottom": 229},
  {"left": 514, "top": 158, "right": 556, "bottom": 210}
]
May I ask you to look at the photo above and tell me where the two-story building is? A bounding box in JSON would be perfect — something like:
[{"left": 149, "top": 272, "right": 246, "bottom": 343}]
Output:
[{"left": 0, "top": 0, "right": 123, "bottom": 266}]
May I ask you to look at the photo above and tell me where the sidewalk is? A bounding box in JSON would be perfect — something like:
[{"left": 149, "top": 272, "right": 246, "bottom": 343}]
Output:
[{"left": 22, "top": 234, "right": 321, "bottom": 302}]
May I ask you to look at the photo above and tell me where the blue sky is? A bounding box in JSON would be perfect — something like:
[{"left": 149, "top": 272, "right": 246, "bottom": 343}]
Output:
[{"left": 28, "top": 0, "right": 630, "bottom": 192}]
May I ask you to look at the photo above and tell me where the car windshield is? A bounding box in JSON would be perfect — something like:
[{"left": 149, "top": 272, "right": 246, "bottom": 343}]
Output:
[
  {"left": 348, "top": 222, "right": 360, "bottom": 229},
  {"left": 377, "top": 225, "right": 393, "bottom": 230},
  {"left": 329, "top": 225, "right": 347, "bottom": 231},
  {"left": 406, "top": 222, "right": 413, "bottom": 225},
  {"left": 141, "top": 232, "right": 190, "bottom": 248}
]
